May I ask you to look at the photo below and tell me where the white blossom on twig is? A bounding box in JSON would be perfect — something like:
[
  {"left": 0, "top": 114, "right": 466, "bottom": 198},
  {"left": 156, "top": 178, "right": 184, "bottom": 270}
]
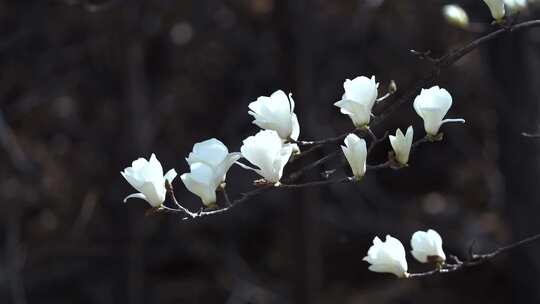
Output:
[
  {"left": 410, "top": 229, "right": 446, "bottom": 263},
  {"left": 181, "top": 138, "right": 241, "bottom": 206},
  {"left": 483, "top": 0, "right": 506, "bottom": 21},
  {"left": 364, "top": 235, "right": 409, "bottom": 278},
  {"left": 442, "top": 4, "right": 470, "bottom": 29},
  {"left": 237, "top": 130, "right": 293, "bottom": 184},
  {"left": 121, "top": 154, "right": 177, "bottom": 207},
  {"left": 413, "top": 86, "right": 465, "bottom": 136},
  {"left": 248, "top": 90, "right": 300, "bottom": 141},
  {"left": 389, "top": 126, "right": 413, "bottom": 165},
  {"left": 341, "top": 133, "right": 367, "bottom": 179},
  {"left": 334, "top": 76, "right": 379, "bottom": 128}
]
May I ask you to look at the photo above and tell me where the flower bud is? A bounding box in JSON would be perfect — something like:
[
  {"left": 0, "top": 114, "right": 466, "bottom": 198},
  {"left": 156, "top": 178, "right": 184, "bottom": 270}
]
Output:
[
  {"left": 341, "top": 134, "right": 367, "bottom": 178},
  {"left": 483, "top": 0, "right": 506, "bottom": 21},
  {"left": 442, "top": 4, "right": 470, "bottom": 29},
  {"left": 389, "top": 126, "right": 413, "bottom": 165},
  {"left": 363, "top": 235, "right": 409, "bottom": 278},
  {"left": 410, "top": 229, "right": 446, "bottom": 263}
]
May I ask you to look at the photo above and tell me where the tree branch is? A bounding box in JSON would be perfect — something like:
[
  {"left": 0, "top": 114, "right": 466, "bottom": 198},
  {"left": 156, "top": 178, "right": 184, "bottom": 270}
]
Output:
[
  {"left": 408, "top": 232, "right": 540, "bottom": 278},
  {"left": 285, "top": 19, "right": 540, "bottom": 175},
  {"left": 157, "top": 19, "right": 540, "bottom": 221}
]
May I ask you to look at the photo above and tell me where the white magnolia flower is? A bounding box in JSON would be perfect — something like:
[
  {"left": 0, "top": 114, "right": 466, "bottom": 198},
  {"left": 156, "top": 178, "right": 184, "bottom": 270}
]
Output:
[
  {"left": 238, "top": 130, "right": 293, "bottom": 183},
  {"left": 341, "top": 134, "right": 367, "bottom": 178},
  {"left": 185, "top": 138, "right": 241, "bottom": 182},
  {"left": 389, "top": 126, "right": 413, "bottom": 165},
  {"left": 413, "top": 86, "right": 465, "bottom": 136},
  {"left": 442, "top": 4, "right": 470, "bottom": 29},
  {"left": 334, "top": 76, "right": 379, "bottom": 128},
  {"left": 121, "top": 153, "right": 177, "bottom": 207},
  {"left": 181, "top": 138, "right": 241, "bottom": 206},
  {"left": 505, "top": 0, "right": 528, "bottom": 12},
  {"left": 248, "top": 90, "right": 300, "bottom": 141},
  {"left": 483, "top": 0, "right": 506, "bottom": 20},
  {"left": 363, "top": 235, "right": 409, "bottom": 278},
  {"left": 411, "top": 229, "right": 446, "bottom": 263}
]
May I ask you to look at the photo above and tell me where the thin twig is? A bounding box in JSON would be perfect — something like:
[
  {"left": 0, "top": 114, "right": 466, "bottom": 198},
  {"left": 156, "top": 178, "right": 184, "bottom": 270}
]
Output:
[
  {"left": 162, "top": 183, "right": 273, "bottom": 220},
  {"left": 293, "top": 131, "right": 353, "bottom": 147},
  {"left": 368, "top": 130, "right": 389, "bottom": 153},
  {"left": 411, "top": 136, "right": 431, "bottom": 150},
  {"left": 285, "top": 150, "right": 342, "bottom": 183},
  {"left": 373, "top": 20, "right": 540, "bottom": 128},
  {"left": 220, "top": 187, "right": 233, "bottom": 207},
  {"left": 278, "top": 177, "right": 356, "bottom": 189},
  {"left": 522, "top": 132, "right": 540, "bottom": 138},
  {"left": 408, "top": 232, "right": 540, "bottom": 278}
]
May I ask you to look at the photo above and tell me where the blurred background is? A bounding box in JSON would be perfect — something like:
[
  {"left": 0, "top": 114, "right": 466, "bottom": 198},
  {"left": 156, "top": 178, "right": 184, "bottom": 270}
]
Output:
[{"left": 1, "top": 0, "right": 540, "bottom": 303}]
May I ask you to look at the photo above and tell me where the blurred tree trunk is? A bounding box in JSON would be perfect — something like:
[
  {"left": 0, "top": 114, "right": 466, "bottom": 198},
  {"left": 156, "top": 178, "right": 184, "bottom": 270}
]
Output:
[
  {"left": 275, "top": 0, "right": 323, "bottom": 303},
  {"left": 490, "top": 26, "right": 540, "bottom": 302}
]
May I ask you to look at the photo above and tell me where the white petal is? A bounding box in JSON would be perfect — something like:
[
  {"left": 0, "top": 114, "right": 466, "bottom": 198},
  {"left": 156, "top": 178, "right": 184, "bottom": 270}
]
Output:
[
  {"left": 148, "top": 153, "right": 164, "bottom": 179},
  {"left": 121, "top": 170, "right": 144, "bottom": 192},
  {"left": 288, "top": 93, "right": 295, "bottom": 113},
  {"left": 241, "top": 130, "right": 285, "bottom": 180},
  {"left": 343, "top": 134, "right": 366, "bottom": 177},
  {"left": 138, "top": 180, "right": 166, "bottom": 207},
  {"left": 181, "top": 174, "right": 216, "bottom": 206},
  {"left": 123, "top": 192, "right": 148, "bottom": 203},
  {"left": 180, "top": 164, "right": 218, "bottom": 206},
  {"left": 290, "top": 113, "right": 300, "bottom": 141},
  {"left": 270, "top": 144, "right": 293, "bottom": 183},
  {"left": 130, "top": 157, "right": 149, "bottom": 170},
  {"left": 216, "top": 152, "right": 243, "bottom": 182},
  {"left": 187, "top": 138, "right": 229, "bottom": 167},
  {"left": 343, "top": 76, "right": 378, "bottom": 108},
  {"left": 441, "top": 118, "right": 466, "bottom": 125},
  {"left": 414, "top": 87, "right": 452, "bottom": 116},
  {"left": 188, "top": 163, "right": 216, "bottom": 185},
  {"left": 405, "top": 126, "right": 414, "bottom": 143},
  {"left": 483, "top": 0, "right": 505, "bottom": 20},
  {"left": 419, "top": 108, "right": 445, "bottom": 135},
  {"left": 164, "top": 169, "right": 178, "bottom": 184}
]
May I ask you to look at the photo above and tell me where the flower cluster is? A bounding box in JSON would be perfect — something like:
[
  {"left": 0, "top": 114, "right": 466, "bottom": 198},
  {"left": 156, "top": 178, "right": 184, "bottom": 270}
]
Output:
[
  {"left": 339, "top": 84, "right": 464, "bottom": 179},
  {"left": 363, "top": 229, "right": 446, "bottom": 278},
  {"left": 113, "top": 3, "right": 540, "bottom": 283},
  {"left": 120, "top": 79, "right": 464, "bottom": 208}
]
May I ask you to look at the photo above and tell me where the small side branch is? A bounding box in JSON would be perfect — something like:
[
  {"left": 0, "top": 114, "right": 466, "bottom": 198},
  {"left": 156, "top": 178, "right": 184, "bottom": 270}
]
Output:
[
  {"left": 522, "top": 132, "right": 540, "bottom": 138},
  {"left": 409, "top": 232, "right": 540, "bottom": 278}
]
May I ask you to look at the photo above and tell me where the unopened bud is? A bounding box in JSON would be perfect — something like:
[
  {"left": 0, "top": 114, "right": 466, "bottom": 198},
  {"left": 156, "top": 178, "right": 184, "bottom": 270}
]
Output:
[{"left": 442, "top": 4, "right": 470, "bottom": 29}]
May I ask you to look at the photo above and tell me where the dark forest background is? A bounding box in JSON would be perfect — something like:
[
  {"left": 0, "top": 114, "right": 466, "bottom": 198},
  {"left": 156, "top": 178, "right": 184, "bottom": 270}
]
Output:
[{"left": 1, "top": 0, "right": 540, "bottom": 303}]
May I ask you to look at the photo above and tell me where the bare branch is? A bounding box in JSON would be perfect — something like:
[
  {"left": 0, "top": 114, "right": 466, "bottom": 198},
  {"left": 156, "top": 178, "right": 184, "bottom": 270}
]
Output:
[{"left": 522, "top": 132, "right": 540, "bottom": 138}]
